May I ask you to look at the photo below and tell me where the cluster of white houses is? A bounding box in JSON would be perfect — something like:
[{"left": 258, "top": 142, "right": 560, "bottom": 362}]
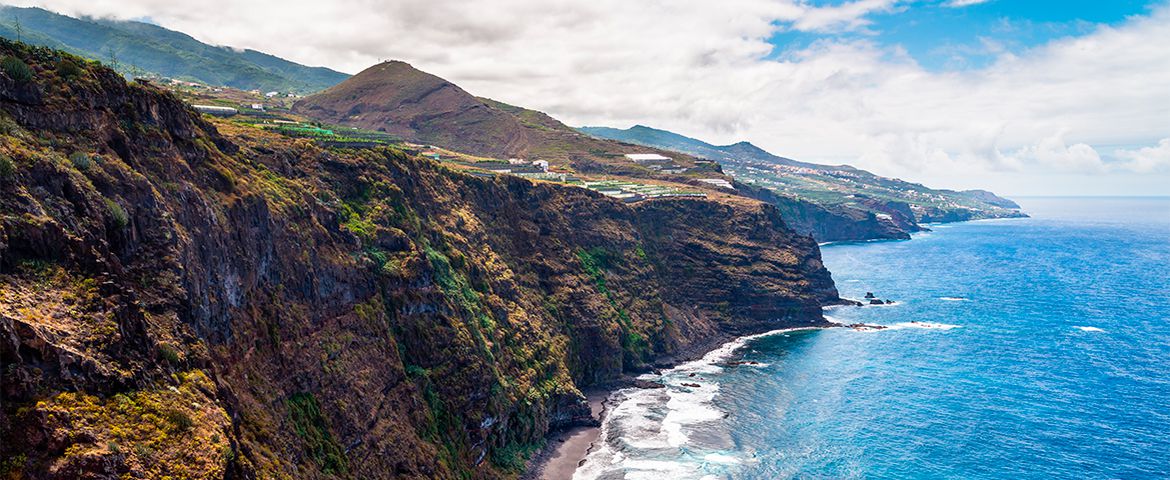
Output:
[
  {"left": 191, "top": 104, "right": 238, "bottom": 117},
  {"left": 623, "top": 153, "right": 688, "bottom": 174},
  {"left": 580, "top": 180, "right": 706, "bottom": 202}
]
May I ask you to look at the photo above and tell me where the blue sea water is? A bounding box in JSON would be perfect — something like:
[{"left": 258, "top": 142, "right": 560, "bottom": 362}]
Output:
[{"left": 576, "top": 197, "right": 1170, "bottom": 479}]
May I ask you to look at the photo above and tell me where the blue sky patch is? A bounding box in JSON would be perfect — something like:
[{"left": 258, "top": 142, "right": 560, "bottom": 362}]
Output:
[{"left": 768, "top": 0, "right": 1159, "bottom": 70}]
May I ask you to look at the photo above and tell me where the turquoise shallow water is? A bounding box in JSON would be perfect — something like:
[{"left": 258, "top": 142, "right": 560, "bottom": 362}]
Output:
[{"left": 576, "top": 197, "right": 1170, "bottom": 480}]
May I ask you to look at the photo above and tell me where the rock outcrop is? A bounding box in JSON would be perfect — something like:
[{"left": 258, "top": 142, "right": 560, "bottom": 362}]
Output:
[{"left": 0, "top": 41, "right": 839, "bottom": 479}]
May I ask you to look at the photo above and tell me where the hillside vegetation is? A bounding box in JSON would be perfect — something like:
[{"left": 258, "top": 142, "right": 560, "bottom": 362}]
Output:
[
  {"left": 0, "top": 6, "right": 348, "bottom": 93},
  {"left": 0, "top": 39, "right": 839, "bottom": 479},
  {"left": 581, "top": 125, "right": 1026, "bottom": 241}
]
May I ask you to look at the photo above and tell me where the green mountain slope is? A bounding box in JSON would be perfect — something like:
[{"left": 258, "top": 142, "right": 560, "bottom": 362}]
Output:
[
  {"left": 580, "top": 124, "right": 1026, "bottom": 230},
  {"left": 580, "top": 124, "right": 840, "bottom": 171},
  {"left": 0, "top": 6, "right": 348, "bottom": 93}
]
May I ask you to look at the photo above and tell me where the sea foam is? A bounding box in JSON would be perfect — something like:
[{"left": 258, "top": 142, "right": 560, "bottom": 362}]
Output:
[{"left": 575, "top": 327, "right": 817, "bottom": 479}]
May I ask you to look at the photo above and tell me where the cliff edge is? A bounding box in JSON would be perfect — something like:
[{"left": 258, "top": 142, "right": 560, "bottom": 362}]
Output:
[{"left": 0, "top": 41, "right": 838, "bottom": 479}]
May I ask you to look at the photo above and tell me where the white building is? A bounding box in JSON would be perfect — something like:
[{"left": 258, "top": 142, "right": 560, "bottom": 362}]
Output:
[
  {"left": 533, "top": 160, "right": 549, "bottom": 172},
  {"left": 698, "top": 178, "right": 734, "bottom": 189},
  {"left": 624, "top": 153, "right": 672, "bottom": 163},
  {"left": 191, "top": 105, "right": 238, "bottom": 117}
]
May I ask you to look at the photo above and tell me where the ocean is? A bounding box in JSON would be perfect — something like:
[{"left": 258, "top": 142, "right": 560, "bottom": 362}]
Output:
[{"left": 574, "top": 197, "right": 1170, "bottom": 479}]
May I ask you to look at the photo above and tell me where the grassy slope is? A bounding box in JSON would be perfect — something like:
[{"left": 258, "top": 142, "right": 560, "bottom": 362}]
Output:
[
  {"left": 0, "top": 6, "right": 348, "bottom": 93},
  {"left": 580, "top": 124, "right": 1025, "bottom": 221}
]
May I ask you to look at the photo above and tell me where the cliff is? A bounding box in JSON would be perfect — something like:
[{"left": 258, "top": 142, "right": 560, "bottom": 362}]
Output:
[
  {"left": 582, "top": 124, "right": 1026, "bottom": 242},
  {"left": 736, "top": 182, "right": 916, "bottom": 242},
  {"left": 0, "top": 41, "right": 839, "bottom": 479}
]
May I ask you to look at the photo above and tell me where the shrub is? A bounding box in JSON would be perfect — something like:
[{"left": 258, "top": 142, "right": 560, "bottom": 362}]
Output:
[
  {"left": 163, "top": 409, "right": 194, "bottom": 432},
  {"left": 0, "top": 154, "right": 13, "bottom": 178},
  {"left": 105, "top": 198, "right": 129, "bottom": 228},
  {"left": 287, "top": 393, "right": 347, "bottom": 474},
  {"left": 55, "top": 59, "right": 83, "bottom": 80},
  {"left": 1, "top": 56, "right": 33, "bottom": 82},
  {"left": 158, "top": 344, "right": 180, "bottom": 364},
  {"left": 69, "top": 151, "right": 91, "bottom": 170}
]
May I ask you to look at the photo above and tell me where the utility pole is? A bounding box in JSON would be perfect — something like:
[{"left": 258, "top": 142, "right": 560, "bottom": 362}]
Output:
[{"left": 106, "top": 46, "right": 119, "bottom": 73}]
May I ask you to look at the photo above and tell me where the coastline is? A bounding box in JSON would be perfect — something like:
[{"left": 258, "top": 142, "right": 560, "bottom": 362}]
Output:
[
  {"left": 523, "top": 324, "right": 835, "bottom": 479},
  {"left": 521, "top": 390, "right": 610, "bottom": 480}
]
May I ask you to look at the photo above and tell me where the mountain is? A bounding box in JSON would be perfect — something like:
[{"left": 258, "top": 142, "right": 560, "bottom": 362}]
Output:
[
  {"left": 293, "top": 61, "right": 534, "bottom": 157},
  {"left": 0, "top": 39, "right": 840, "bottom": 478},
  {"left": 0, "top": 6, "right": 348, "bottom": 93},
  {"left": 580, "top": 124, "right": 841, "bottom": 171},
  {"left": 581, "top": 124, "right": 1026, "bottom": 241},
  {"left": 291, "top": 62, "right": 722, "bottom": 177}
]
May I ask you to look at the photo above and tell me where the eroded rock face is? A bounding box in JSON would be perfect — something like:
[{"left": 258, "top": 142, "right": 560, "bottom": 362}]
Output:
[{"left": 0, "top": 41, "right": 838, "bottom": 479}]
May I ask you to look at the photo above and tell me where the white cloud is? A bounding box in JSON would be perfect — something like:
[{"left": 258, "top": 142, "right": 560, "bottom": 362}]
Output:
[
  {"left": 788, "top": 0, "right": 903, "bottom": 33},
  {"left": 5, "top": 0, "right": 1169, "bottom": 195},
  {"left": 1008, "top": 133, "right": 1105, "bottom": 173},
  {"left": 1114, "top": 138, "right": 1170, "bottom": 173},
  {"left": 944, "top": 0, "right": 992, "bottom": 8}
]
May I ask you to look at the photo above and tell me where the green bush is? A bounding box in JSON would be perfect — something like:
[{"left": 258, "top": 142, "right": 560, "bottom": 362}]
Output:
[
  {"left": 0, "top": 154, "right": 14, "bottom": 178},
  {"left": 158, "top": 344, "right": 181, "bottom": 364},
  {"left": 163, "top": 409, "right": 194, "bottom": 432},
  {"left": 69, "top": 151, "right": 92, "bottom": 170},
  {"left": 1, "top": 56, "right": 33, "bottom": 82},
  {"left": 105, "top": 198, "right": 129, "bottom": 228},
  {"left": 287, "top": 393, "right": 347, "bottom": 474},
  {"left": 55, "top": 59, "right": 84, "bottom": 80}
]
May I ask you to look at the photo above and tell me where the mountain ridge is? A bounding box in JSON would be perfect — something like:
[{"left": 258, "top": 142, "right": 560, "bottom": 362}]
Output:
[
  {"left": 0, "top": 5, "right": 348, "bottom": 93},
  {"left": 579, "top": 124, "right": 850, "bottom": 171},
  {"left": 580, "top": 124, "right": 1026, "bottom": 241}
]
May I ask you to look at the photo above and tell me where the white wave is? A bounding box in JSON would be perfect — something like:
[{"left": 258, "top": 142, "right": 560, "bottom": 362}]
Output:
[
  {"left": 888, "top": 321, "right": 960, "bottom": 330},
  {"left": 576, "top": 326, "right": 823, "bottom": 479},
  {"left": 849, "top": 321, "right": 960, "bottom": 332},
  {"left": 662, "top": 381, "right": 723, "bottom": 447},
  {"left": 939, "top": 296, "right": 969, "bottom": 302},
  {"left": 1074, "top": 326, "right": 1106, "bottom": 332},
  {"left": 703, "top": 453, "right": 741, "bottom": 464}
]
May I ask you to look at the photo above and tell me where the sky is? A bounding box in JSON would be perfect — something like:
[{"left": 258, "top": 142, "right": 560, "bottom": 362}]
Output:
[{"left": 5, "top": 0, "right": 1170, "bottom": 196}]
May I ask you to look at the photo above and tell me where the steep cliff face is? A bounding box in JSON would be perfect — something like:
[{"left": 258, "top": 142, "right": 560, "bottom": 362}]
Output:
[
  {"left": 0, "top": 42, "right": 839, "bottom": 479},
  {"left": 582, "top": 125, "right": 1026, "bottom": 242},
  {"left": 738, "top": 182, "right": 914, "bottom": 242}
]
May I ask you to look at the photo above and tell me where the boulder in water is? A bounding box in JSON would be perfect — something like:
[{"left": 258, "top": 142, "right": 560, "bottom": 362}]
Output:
[{"left": 634, "top": 380, "right": 665, "bottom": 389}]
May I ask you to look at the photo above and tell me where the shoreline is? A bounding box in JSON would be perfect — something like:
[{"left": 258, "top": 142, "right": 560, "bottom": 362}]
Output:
[
  {"left": 523, "top": 323, "right": 835, "bottom": 479},
  {"left": 521, "top": 390, "right": 610, "bottom": 480}
]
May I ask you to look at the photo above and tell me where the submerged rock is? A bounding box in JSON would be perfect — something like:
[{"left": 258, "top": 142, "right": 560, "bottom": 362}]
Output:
[{"left": 633, "top": 380, "right": 666, "bottom": 389}]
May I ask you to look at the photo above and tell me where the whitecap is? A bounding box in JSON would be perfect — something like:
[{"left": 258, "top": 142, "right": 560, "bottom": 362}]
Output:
[
  {"left": 850, "top": 321, "right": 960, "bottom": 332},
  {"left": 939, "top": 296, "right": 969, "bottom": 302},
  {"left": 576, "top": 326, "right": 824, "bottom": 479},
  {"left": 703, "top": 453, "right": 740, "bottom": 464},
  {"left": 1074, "top": 326, "right": 1106, "bottom": 332}
]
